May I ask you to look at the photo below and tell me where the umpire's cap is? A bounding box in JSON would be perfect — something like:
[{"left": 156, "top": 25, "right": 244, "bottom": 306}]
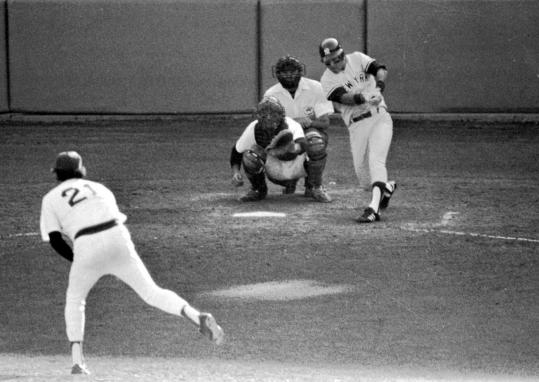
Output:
[{"left": 52, "top": 151, "right": 86, "bottom": 174}]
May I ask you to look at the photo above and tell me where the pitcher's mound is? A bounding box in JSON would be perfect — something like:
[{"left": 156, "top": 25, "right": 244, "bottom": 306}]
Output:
[{"left": 202, "top": 279, "right": 354, "bottom": 301}]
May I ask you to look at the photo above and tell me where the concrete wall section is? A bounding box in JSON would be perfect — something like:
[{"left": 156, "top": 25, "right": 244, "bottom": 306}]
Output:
[
  {"left": 260, "top": 0, "right": 365, "bottom": 98},
  {"left": 0, "top": 1, "right": 8, "bottom": 112},
  {"left": 368, "top": 0, "right": 539, "bottom": 113},
  {"left": 8, "top": 0, "right": 258, "bottom": 114}
]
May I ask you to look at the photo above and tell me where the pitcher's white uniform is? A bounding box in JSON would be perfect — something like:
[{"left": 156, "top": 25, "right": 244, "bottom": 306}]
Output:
[
  {"left": 264, "top": 77, "right": 334, "bottom": 121},
  {"left": 40, "top": 178, "right": 189, "bottom": 342},
  {"left": 320, "top": 51, "right": 393, "bottom": 189}
]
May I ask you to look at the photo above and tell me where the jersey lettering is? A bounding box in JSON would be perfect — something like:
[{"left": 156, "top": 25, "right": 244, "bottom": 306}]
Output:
[
  {"left": 345, "top": 74, "right": 367, "bottom": 90},
  {"left": 61, "top": 184, "right": 96, "bottom": 207}
]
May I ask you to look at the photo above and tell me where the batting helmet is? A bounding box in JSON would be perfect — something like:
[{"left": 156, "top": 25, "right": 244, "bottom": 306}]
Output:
[
  {"left": 319, "top": 37, "right": 344, "bottom": 63},
  {"left": 272, "top": 55, "right": 305, "bottom": 90}
]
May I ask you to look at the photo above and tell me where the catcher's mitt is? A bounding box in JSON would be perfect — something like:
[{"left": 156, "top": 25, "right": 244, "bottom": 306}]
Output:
[{"left": 265, "top": 129, "right": 296, "bottom": 160}]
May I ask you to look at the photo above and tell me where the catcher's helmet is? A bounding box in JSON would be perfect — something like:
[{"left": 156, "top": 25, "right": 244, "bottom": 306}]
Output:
[
  {"left": 272, "top": 55, "right": 305, "bottom": 90},
  {"left": 256, "top": 96, "right": 286, "bottom": 131},
  {"left": 319, "top": 37, "right": 344, "bottom": 63}
]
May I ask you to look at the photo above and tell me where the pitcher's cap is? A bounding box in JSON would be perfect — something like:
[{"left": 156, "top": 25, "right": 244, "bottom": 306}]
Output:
[{"left": 52, "top": 151, "right": 84, "bottom": 172}]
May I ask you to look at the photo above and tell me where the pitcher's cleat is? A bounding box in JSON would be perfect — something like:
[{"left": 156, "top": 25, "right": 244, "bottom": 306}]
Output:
[
  {"left": 379, "top": 181, "right": 397, "bottom": 210},
  {"left": 356, "top": 207, "right": 380, "bottom": 223},
  {"left": 199, "top": 313, "right": 224, "bottom": 345},
  {"left": 71, "top": 363, "right": 91, "bottom": 375}
]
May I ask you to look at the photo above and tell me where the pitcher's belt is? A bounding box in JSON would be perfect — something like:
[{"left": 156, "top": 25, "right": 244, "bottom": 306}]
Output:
[
  {"left": 351, "top": 111, "right": 372, "bottom": 123},
  {"left": 74, "top": 219, "right": 119, "bottom": 239}
]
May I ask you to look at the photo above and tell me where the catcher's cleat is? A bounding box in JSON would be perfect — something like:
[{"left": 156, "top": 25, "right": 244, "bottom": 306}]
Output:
[
  {"left": 239, "top": 188, "right": 267, "bottom": 202},
  {"left": 356, "top": 207, "right": 380, "bottom": 223},
  {"left": 379, "top": 181, "right": 397, "bottom": 210},
  {"left": 199, "top": 313, "right": 224, "bottom": 345},
  {"left": 71, "top": 363, "right": 91, "bottom": 375},
  {"left": 282, "top": 180, "right": 297, "bottom": 195},
  {"left": 310, "top": 186, "right": 332, "bottom": 203},
  {"left": 304, "top": 187, "right": 313, "bottom": 197}
]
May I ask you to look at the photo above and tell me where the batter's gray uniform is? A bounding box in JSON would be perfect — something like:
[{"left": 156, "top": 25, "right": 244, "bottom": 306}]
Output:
[{"left": 319, "top": 37, "right": 397, "bottom": 223}]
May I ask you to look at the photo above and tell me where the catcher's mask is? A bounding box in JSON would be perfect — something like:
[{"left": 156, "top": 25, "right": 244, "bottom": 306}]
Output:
[
  {"left": 319, "top": 37, "right": 345, "bottom": 65},
  {"left": 272, "top": 55, "right": 305, "bottom": 90},
  {"left": 256, "top": 96, "right": 286, "bottom": 132}
]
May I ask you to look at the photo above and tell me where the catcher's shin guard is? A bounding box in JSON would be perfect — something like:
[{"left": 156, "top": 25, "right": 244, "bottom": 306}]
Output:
[
  {"left": 304, "top": 129, "right": 328, "bottom": 188},
  {"left": 245, "top": 171, "right": 267, "bottom": 192},
  {"left": 242, "top": 145, "right": 266, "bottom": 175},
  {"left": 305, "top": 129, "right": 327, "bottom": 161},
  {"left": 304, "top": 157, "right": 326, "bottom": 188},
  {"left": 241, "top": 172, "right": 268, "bottom": 202}
]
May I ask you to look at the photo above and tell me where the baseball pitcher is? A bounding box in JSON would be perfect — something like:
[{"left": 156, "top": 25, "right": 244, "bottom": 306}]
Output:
[{"left": 40, "top": 151, "right": 224, "bottom": 375}]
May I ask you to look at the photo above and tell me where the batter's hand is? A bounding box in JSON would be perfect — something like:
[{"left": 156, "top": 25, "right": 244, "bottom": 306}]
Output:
[
  {"left": 363, "top": 89, "right": 382, "bottom": 107},
  {"left": 231, "top": 172, "right": 244, "bottom": 187}
]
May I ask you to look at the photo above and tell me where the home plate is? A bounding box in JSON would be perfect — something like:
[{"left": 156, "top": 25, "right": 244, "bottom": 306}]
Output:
[
  {"left": 202, "top": 279, "right": 354, "bottom": 301},
  {"left": 233, "top": 211, "right": 286, "bottom": 218}
]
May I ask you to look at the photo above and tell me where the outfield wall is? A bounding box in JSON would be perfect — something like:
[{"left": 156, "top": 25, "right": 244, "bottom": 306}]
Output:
[
  {"left": 368, "top": 0, "right": 539, "bottom": 113},
  {"left": 0, "top": 0, "right": 538, "bottom": 114},
  {"left": 7, "top": 0, "right": 258, "bottom": 114}
]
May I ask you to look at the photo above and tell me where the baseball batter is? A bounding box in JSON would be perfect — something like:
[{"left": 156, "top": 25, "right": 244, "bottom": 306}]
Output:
[
  {"left": 264, "top": 55, "right": 334, "bottom": 202},
  {"left": 40, "top": 151, "right": 224, "bottom": 375},
  {"left": 319, "top": 37, "right": 397, "bottom": 223}
]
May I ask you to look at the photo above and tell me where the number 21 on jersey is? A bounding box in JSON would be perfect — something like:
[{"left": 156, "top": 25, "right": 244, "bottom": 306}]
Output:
[{"left": 61, "top": 184, "right": 96, "bottom": 207}]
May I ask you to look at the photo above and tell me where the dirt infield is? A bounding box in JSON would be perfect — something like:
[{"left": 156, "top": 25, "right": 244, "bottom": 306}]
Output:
[
  {"left": 0, "top": 115, "right": 538, "bottom": 381},
  {"left": 1, "top": 354, "right": 537, "bottom": 382}
]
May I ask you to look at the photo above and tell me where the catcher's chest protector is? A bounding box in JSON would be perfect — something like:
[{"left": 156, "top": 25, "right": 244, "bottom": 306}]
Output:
[{"left": 254, "top": 122, "right": 288, "bottom": 148}]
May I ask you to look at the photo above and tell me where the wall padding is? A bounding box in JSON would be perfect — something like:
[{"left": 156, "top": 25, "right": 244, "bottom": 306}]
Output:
[
  {"left": 8, "top": 0, "right": 258, "bottom": 113},
  {"left": 368, "top": 0, "right": 539, "bottom": 113},
  {"left": 0, "top": 1, "right": 8, "bottom": 112}
]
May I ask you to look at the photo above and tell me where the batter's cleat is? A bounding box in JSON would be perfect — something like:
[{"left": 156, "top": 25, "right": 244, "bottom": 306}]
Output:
[
  {"left": 239, "top": 188, "right": 267, "bottom": 202},
  {"left": 379, "top": 181, "right": 397, "bottom": 210},
  {"left": 304, "top": 187, "right": 313, "bottom": 197},
  {"left": 199, "top": 313, "right": 224, "bottom": 345},
  {"left": 71, "top": 363, "right": 91, "bottom": 375},
  {"left": 356, "top": 207, "right": 380, "bottom": 223},
  {"left": 310, "top": 186, "right": 332, "bottom": 203}
]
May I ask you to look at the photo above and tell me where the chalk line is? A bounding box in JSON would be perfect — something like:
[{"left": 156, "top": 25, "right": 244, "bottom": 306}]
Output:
[
  {"left": 233, "top": 211, "right": 286, "bottom": 218},
  {"left": 400, "top": 226, "right": 539, "bottom": 243},
  {"left": 2, "top": 232, "right": 39, "bottom": 239}
]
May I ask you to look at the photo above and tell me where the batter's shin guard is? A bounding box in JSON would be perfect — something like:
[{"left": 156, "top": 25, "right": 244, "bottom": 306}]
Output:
[{"left": 372, "top": 181, "right": 387, "bottom": 193}]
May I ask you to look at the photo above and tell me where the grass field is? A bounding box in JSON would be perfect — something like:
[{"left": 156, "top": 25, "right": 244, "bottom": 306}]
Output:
[{"left": 0, "top": 115, "right": 538, "bottom": 381}]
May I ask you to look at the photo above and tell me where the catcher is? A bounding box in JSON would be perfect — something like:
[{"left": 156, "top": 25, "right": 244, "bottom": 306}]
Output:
[{"left": 230, "top": 96, "right": 327, "bottom": 202}]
